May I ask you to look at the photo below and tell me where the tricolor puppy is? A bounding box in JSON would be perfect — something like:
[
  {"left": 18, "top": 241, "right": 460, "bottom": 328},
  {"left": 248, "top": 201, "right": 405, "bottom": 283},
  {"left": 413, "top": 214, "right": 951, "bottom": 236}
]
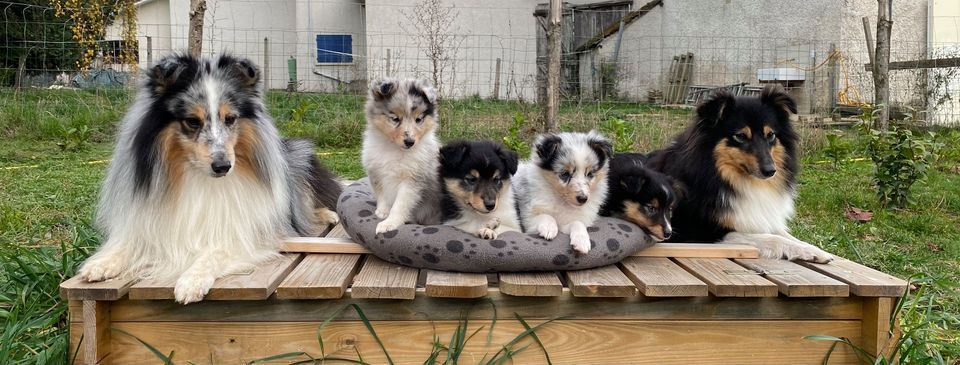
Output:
[
  {"left": 362, "top": 78, "right": 442, "bottom": 234},
  {"left": 76, "top": 53, "right": 341, "bottom": 304},
  {"left": 513, "top": 131, "right": 613, "bottom": 253},
  {"left": 439, "top": 140, "right": 521, "bottom": 239},
  {"left": 600, "top": 153, "right": 678, "bottom": 242},
  {"left": 647, "top": 85, "right": 833, "bottom": 262}
]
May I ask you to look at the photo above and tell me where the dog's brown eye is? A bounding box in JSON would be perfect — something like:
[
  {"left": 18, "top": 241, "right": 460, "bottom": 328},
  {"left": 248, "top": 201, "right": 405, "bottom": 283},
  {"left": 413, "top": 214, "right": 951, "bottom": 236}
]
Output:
[
  {"left": 415, "top": 115, "right": 425, "bottom": 124},
  {"left": 766, "top": 132, "right": 776, "bottom": 143},
  {"left": 587, "top": 170, "right": 596, "bottom": 179},
  {"left": 559, "top": 171, "right": 572, "bottom": 181},
  {"left": 732, "top": 132, "right": 748, "bottom": 143},
  {"left": 184, "top": 118, "right": 202, "bottom": 129},
  {"left": 464, "top": 176, "right": 478, "bottom": 185},
  {"left": 224, "top": 115, "right": 237, "bottom": 126},
  {"left": 389, "top": 115, "right": 401, "bottom": 124}
]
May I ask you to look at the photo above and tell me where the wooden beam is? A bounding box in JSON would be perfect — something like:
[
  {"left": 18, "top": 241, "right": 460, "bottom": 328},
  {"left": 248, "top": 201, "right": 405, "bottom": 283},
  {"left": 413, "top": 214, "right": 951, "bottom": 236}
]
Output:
[
  {"left": 81, "top": 300, "right": 111, "bottom": 365},
  {"left": 424, "top": 270, "right": 488, "bottom": 298},
  {"left": 864, "top": 57, "right": 960, "bottom": 71},
  {"left": 499, "top": 272, "right": 563, "bottom": 297},
  {"left": 564, "top": 265, "right": 638, "bottom": 297},
  {"left": 861, "top": 297, "right": 898, "bottom": 358},
  {"left": 620, "top": 257, "right": 708, "bottom": 297},
  {"left": 60, "top": 276, "right": 136, "bottom": 301},
  {"left": 350, "top": 256, "right": 418, "bottom": 299}
]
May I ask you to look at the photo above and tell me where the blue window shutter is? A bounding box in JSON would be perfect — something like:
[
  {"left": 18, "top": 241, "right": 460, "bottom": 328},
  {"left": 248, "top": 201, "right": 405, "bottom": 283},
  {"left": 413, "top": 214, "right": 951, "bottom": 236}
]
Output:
[{"left": 316, "top": 34, "right": 353, "bottom": 63}]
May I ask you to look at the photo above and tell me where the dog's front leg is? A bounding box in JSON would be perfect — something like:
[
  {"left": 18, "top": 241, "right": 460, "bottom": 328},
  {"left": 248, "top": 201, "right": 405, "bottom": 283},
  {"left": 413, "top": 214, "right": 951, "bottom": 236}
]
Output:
[
  {"left": 566, "top": 221, "right": 592, "bottom": 254},
  {"left": 77, "top": 238, "right": 130, "bottom": 282},
  {"left": 721, "top": 231, "right": 833, "bottom": 263},
  {"left": 529, "top": 214, "right": 559, "bottom": 240},
  {"left": 376, "top": 182, "right": 417, "bottom": 234},
  {"left": 173, "top": 249, "right": 236, "bottom": 304},
  {"left": 370, "top": 178, "right": 395, "bottom": 219},
  {"left": 477, "top": 217, "right": 501, "bottom": 239},
  {"left": 776, "top": 230, "right": 835, "bottom": 263}
]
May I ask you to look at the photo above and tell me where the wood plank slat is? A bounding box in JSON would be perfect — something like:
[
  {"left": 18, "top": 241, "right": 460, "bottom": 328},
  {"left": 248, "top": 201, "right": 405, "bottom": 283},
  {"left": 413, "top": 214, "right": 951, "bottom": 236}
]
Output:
[
  {"left": 350, "top": 256, "right": 418, "bottom": 299},
  {"left": 81, "top": 300, "right": 110, "bottom": 365},
  {"left": 735, "top": 258, "right": 849, "bottom": 297},
  {"left": 128, "top": 253, "right": 302, "bottom": 300},
  {"left": 498, "top": 272, "right": 563, "bottom": 297},
  {"left": 564, "top": 265, "right": 638, "bottom": 297},
  {"left": 60, "top": 275, "right": 137, "bottom": 301},
  {"left": 275, "top": 254, "right": 361, "bottom": 299},
  {"left": 620, "top": 257, "right": 708, "bottom": 297},
  {"left": 674, "top": 258, "right": 779, "bottom": 297},
  {"left": 425, "top": 270, "right": 488, "bottom": 298},
  {"left": 798, "top": 259, "right": 908, "bottom": 297}
]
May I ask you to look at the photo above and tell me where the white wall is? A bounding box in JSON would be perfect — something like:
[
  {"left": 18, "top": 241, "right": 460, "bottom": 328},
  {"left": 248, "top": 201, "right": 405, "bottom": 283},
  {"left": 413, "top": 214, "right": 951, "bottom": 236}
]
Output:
[{"left": 930, "top": 0, "right": 960, "bottom": 125}]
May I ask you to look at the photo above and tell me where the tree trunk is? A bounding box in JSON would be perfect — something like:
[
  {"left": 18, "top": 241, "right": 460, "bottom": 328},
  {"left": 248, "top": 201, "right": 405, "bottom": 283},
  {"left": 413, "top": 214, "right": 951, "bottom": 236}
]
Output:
[
  {"left": 544, "top": 0, "right": 562, "bottom": 133},
  {"left": 873, "top": 0, "right": 892, "bottom": 130},
  {"left": 188, "top": 0, "right": 207, "bottom": 57}
]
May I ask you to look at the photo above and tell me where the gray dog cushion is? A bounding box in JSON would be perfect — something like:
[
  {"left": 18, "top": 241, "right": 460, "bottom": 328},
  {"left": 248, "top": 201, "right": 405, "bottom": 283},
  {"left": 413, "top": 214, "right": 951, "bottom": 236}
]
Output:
[{"left": 337, "top": 178, "right": 656, "bottom": 273}]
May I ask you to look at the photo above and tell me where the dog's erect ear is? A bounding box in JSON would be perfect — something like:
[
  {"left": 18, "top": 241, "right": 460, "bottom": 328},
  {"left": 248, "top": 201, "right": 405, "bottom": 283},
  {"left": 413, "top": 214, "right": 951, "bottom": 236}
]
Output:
[
  {"left": 231, "top": 58, "right": 260, "bottom": 88},
  {"left": 588, "top": 137, "right": 614, "bottom": 166},
  {"left": 370, "top": 79, "right": 398, "bottom": 101},
  {"left": 496, "top": 144, "right": 520, "bottom": 176},
  {"left": 535, "top": 134, "right": 562, "bottom": 166},
  {"left": 620, "top": 173, "right": 646, "bottom": 194},
  {"left": 439, "top": 141, "right": 469, "bottom": 168},
  {"left": 414, "top": 81, "right": 438, "bottom": 105},
  {"left": 696, "top": 90, "right": 736, "bottom": 125},
  {"left": 149, "top": 55, "right": 191, "bottom": 95},
  {"left": 760, "top": 84, "right": 798, "bottom": 116}
]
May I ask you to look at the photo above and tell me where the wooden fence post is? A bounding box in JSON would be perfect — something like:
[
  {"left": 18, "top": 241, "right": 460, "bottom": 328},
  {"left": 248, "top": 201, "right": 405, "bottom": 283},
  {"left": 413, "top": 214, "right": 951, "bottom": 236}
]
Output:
[
  {"left": 873, "top": 0, "right": 892, "bottom": 130},
  {"left": 544, "top": 0, "right": 562, "bottom": 133},
  {"left": 493, "top": 58, "right": 501, "bottom": 100},
  {"left": 263, "top": 37, "right": 269, "bottom": 90}
]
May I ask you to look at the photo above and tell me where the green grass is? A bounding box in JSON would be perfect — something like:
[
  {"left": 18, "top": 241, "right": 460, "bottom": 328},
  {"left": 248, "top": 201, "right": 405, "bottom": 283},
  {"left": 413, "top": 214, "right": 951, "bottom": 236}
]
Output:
[{"left": 1, "top": 89, "right": 958, "bottom": 364}]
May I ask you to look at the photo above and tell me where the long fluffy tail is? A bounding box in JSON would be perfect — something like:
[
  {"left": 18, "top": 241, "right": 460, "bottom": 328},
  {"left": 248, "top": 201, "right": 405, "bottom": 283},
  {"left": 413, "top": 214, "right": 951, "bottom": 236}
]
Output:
[{"left": 283, "top": 139, "right": 343, "bottom": 236}]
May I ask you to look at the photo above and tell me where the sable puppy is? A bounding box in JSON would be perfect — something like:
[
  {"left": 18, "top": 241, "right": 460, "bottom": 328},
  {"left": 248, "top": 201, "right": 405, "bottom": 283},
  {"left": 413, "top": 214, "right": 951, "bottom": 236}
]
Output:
[
  {"left": 362, "top": 78, "right": 442, "bottom": 235},
  {"left": 601, "top": 153, "right": 677, "bottom": 242},
  {"left": 513, "top": 131, "right": 612, "bottom": 254},
  {"left": 439, "top": 140, "right": 521, "bottom": 239},
  {"left": 646, "top": 85, "right": 833, "bottom": 262},
  {"left": 76, "top": 53, "right": 341, "bottom": 304}
]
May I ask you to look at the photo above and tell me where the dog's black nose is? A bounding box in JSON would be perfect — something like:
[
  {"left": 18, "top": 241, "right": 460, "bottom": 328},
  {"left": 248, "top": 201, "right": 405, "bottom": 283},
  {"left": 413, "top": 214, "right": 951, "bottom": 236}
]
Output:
[
  {"left": 211, "top": 160, "right": 232, "bottom": 175},
  {"left": 663, "top": 228, "right": 672, "bottom": 240},
  {"left": 484, "top": 201, "right": 496, "bottom": 211},
  {"left": 760, "top": 165, "right": 777, "bottom": 178},
  {"left": 403, "top": 138, "right": 415, "bottom": 148},
  {"left": 576, "top": 195, "right": 588, "bottom": 204}
]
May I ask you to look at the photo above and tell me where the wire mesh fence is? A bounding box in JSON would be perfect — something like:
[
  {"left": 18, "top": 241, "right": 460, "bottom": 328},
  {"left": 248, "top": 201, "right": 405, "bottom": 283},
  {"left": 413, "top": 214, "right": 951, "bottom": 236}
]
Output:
[{"left": 2, "top": 0, "right": 960, "bottom": 144}]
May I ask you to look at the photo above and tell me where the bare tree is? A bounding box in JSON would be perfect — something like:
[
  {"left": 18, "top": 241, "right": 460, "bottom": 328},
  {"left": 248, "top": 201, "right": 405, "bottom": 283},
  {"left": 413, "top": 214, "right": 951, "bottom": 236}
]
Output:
[
  {"left": 188, "top": 0, "right": 206, "bottom": 57},
  {"left": 544, "top": 0, "right": 561, "bottom": 133},
  {"left": 400, "top": 0, "right": 462, "bottom": 96},
  {"left": 872, "top": 0, "right": 892, "bottom": 130}
]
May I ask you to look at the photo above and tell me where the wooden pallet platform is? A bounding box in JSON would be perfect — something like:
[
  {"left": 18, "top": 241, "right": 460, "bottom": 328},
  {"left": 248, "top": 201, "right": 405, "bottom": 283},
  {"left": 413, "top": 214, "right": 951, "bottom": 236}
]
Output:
[{"left": 61, "top": 225, "right": 908, "bottom": 365}]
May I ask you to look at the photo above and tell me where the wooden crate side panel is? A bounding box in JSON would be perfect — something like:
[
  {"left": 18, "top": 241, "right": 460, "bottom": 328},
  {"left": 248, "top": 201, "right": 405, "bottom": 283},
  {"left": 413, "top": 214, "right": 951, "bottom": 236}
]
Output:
[{"left": 98, "top": 320, "right": 862, "bottom": 365}]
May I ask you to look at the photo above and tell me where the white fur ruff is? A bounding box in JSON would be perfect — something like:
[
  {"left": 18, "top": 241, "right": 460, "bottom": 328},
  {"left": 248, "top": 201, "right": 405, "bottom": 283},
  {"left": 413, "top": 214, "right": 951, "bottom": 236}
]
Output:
[{"left": 445, "top": 185, "right": 521, "bottom": 239}]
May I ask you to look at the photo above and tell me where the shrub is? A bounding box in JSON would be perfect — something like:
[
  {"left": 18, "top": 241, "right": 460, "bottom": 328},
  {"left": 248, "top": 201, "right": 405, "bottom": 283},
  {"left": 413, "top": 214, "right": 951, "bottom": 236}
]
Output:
[
  {"left": 860, "top": 123, "right": 941, "bottom": 208},
  {"left": 502, "top": 112, "right": 530, "bottom": 157}
]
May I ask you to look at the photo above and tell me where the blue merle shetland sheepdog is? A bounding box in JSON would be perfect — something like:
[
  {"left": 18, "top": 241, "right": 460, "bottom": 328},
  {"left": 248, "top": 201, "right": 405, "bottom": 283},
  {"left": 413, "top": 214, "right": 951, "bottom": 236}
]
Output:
[
  {"left": 77, "top": 53, "right": 342, "bottom": 303},
  {"left": 647, "top": 85, "right": 833, "bottom": 263}
]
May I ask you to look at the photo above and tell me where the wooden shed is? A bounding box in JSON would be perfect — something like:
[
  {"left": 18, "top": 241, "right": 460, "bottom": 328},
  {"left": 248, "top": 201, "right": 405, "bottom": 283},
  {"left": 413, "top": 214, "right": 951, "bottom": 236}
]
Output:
[{"left": 61, "top": 224, "right": 907, "bottom": 364}]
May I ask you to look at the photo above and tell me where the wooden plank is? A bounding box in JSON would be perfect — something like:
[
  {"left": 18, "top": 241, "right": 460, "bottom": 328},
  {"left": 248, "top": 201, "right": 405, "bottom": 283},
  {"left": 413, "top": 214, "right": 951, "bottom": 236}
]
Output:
[
  {"left": 425, "top": 270, "right": 488, "bottom": 298},
  {"left": 59, "top": 275, "right": 136, "bottom": 301},
  {"left": 81, "top": 300, "right": 110, "bottom": 365},
  {"left": 674, "top": 258, "right": 778, "bottom": 297},
  {"left": 275, "top": 254, "right": 361, "bottom": 299},
  {"left": 128, "top": 254, "right": 302, "bottom": 300},
  {"left": 798, "top": 259, "right": 908, "bottom": 297},
  {"left": 862, "top": 297, "right": 898, "bottom": 358},
  {"left": 564, "top": 265, "right": 638, "bottom": 297},
  {"left": 350, "top": 256, "right": 418, "bottom": 299},
  {"left": 101, "top": 293, "right": 864, "bottom": 322},
  {"left": 864, "top": 57, "right": 960, "bottom": 71},
  {"left": 282, "top": 239, "right": 758, "bottom": 259},
  {"left": 735, "top": 258, "right": 849, "bottom": 297},
  {"left": 98, "top": 320, "right": 862, "bottom": 364},
  {"left": 619, "top": 257, "right": 707, "bottom": 297},
  {"left": 498, "top": 272, "right": 563, "bottom": 297}
]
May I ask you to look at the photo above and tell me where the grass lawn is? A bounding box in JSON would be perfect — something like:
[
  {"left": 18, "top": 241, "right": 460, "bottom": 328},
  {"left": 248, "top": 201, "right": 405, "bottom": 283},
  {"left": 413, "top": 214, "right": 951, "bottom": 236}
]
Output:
[{"left": 1, "top": 88, "right": 958, "bottom": 363}]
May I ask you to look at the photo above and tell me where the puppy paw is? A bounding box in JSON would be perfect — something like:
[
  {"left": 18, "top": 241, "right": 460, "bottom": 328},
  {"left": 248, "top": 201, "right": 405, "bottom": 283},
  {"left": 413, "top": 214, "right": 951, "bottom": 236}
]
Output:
[
  {"left": 484, "top": 217, "right": 502, "bottom": 230},
  {"left": 536, "top": 221, "right": 558, "bottom": 240},
  {"left": 317, "top": 208, "right": 340, "bottom": 225},
  {"left": 77, "top": 256, "right": 124, "bottom": 282},
  {"left": 786, "top": 244, "right": 835, "bottom": 263},
  {"left": 375, "top": 206, "right": 390, "bottom": 220},
  {"left": 569, "top": 229, "right": 592, "bottom": 254},
  {"left": 174, "top": 273, "right": 216, "bottom": 304},
  {"left": 477, "top": 227, "right": 498, "bottom": 240},
  {"left": 376, "top": 219, "right": 402, "bottom": 235}
]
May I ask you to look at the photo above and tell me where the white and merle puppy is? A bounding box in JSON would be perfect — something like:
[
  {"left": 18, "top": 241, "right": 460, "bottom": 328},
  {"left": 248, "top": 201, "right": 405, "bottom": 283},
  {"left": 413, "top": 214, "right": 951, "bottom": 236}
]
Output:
[
  {"left": 513, "top": 131, "right": 613, "bottom": 253},
  {"left": 362, "top": 78, "right": 442, "bottom": 234},
  {"left": 439, "top": 140, "right": 521, "bottom": 239},
  {"left": 76, "top": 53, "right": 341, "bottom": 304}
]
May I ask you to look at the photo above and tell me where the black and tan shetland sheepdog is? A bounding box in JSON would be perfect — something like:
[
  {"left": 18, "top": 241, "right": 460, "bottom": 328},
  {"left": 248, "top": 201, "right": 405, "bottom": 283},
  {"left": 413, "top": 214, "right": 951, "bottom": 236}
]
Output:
[
  {"left": 601, "top": 153, "right": 677, "bottom": 242},
  {"left": 439, "top": 140, "right": 521, "bottom": 239},
  {"left": 77, "top": 53, "right": 342, "bottom": 303},
  {"left": 647, "top": 85, "right": 833, "bottom": 263}
]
